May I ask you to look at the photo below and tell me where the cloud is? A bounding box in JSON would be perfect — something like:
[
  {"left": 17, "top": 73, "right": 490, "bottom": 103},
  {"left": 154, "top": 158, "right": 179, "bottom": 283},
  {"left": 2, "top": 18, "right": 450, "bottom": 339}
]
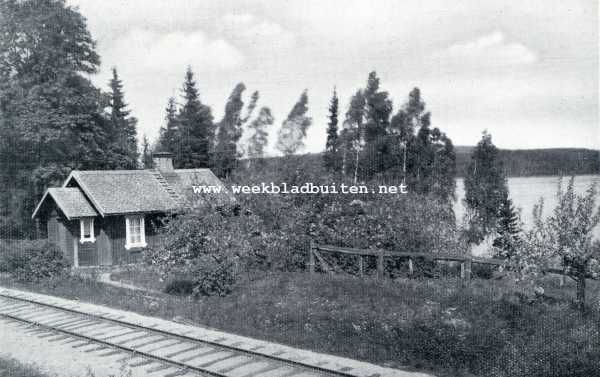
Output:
[
  {"left": 105, "top": 28, "right": 245, "bottom": 73},
  {"left": 219, "top": 13, "right": 295, "bottom": 52},
  {"left": 441, "top": 30, "right": 537, "bottom": 68}
]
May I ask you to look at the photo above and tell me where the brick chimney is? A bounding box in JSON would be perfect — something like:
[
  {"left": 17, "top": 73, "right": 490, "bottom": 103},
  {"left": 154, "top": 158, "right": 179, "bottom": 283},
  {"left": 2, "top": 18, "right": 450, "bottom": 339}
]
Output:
[{"left": 152, "top": 152, "right": 174, "bottom": 172}]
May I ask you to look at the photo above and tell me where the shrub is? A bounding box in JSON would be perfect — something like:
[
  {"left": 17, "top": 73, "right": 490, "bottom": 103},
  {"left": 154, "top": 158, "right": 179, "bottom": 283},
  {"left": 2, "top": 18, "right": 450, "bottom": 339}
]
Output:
[
  {"left": 1, "top": 241, "right": 70, "bottom": 282},
  {"left": 145, "top": 208, "right": 246, "bottom": 296},
  {"left": 164, "top": 279, "right": 195, "bottom": 295}
]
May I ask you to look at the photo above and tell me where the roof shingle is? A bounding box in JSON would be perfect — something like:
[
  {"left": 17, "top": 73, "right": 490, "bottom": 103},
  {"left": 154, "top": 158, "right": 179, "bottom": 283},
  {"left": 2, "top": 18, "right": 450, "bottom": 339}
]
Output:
[
  {"left": 32, "top": 187, "right": 98, "bottom": 219},
  {"left": 58, "top": 168, "right": 235, "bottom": 217},
  {"left": 65, "top": 170, "right": 178, "bottom": 216}
]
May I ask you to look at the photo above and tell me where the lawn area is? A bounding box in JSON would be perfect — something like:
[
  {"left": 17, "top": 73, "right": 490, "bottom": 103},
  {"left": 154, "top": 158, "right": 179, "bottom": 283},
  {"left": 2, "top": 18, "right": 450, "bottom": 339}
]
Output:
[
  {"left": 0, "top": 357, "right": 51, "bottom": 377},
  {"left": 1, "top": 270, "right": 599, "bottom": 377}
]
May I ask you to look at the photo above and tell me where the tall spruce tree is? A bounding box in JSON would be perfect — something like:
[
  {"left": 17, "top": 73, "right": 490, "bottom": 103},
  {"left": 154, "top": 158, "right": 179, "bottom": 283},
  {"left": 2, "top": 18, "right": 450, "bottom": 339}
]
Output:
[
  {"left": 323, "top": 87, "right": 340, "bottom": 172},
  {"left": 246, "top": 107, "right": 273, "bottom": 163},
  {"left": 157, "top": 96, "right": 178, "bottom": 153},
  {"left": 464, "top": 131, "right": 509, "bottom": 243},
  {"left": 0, "top": 0, "right": 115, "bottom": 234},
  {"left": 107, "top": 67, "right": 138, "bottom": 169},
  {"left": 213, "top": 83, "right": 246, "bottom": 177},
  {"left": 493, "top": 191, "right": 521, "bottom": 258},
  {"left": 275, "top": 90, "right": 312, "bottom": 156},
  {"left": 175, "top": 67, "right": 214, "bottom": 168}
]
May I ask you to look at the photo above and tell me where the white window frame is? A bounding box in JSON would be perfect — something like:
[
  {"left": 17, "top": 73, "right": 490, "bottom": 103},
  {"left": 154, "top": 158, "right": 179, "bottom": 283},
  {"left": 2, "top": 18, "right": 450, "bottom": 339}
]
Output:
[
  {"left": 79, "top": 218, "right": 95, "bottom": 243},
  {"left": 125, "top": 215, "right": 146, "bottom": 249}
]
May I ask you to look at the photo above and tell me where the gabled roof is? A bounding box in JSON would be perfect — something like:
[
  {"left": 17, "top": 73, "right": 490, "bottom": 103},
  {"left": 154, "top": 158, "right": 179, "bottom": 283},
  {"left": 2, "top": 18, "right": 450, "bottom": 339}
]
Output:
[
  {"left": 32, "top": 187, "right": 98, "bottom": 220},
  {"left": 63, "top": 170, "right": 179, "bottom": 216},
  {"left": 33, "top": 168, "right": 234, "bottom": 219}
]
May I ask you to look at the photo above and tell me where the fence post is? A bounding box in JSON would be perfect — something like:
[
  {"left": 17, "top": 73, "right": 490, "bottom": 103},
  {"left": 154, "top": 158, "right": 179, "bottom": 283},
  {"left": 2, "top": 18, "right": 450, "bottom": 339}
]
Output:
[
  {"left": 465, "top": 258, "right": 472, "bottom": 281},
  {"left": 408, "top": 257, "right": 414, "bottom": 277},
  {"left": 358, "top": 255, "right": 364, "bottom": 277},
  {"left": 308, "top": 241, "right": 316, "bottom": 275},
  {"left": 377, "top": 250, "right": 384, "bottom": 280}
]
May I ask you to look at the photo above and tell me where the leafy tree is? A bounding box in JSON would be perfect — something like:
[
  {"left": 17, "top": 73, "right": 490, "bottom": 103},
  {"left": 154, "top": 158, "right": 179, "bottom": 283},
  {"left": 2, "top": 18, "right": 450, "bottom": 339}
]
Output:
[
  {"left": 107, "top": 67, "right": 138, "bottom": 168},
  {"left": 141, "top": 134, "right": 153, "bottom": 168},
  {"left": 386, "top": 88, "right": 456, "bottom": 201},
  {"left": 464, "top": 131, "right": 508, "bottom": 243},
  {"left": 242, "top": 90, "right": 259, "bottom": 124},
  {"left": 213, "top": 83, "right": 246, "bottom": 177},
  {"left": 175, "top": 67, "right": 214, "bottom": 168},
  {"left": 512, "top": 177, "right": 600, "bottom": 310},
  {"left": 323, "top": 87, "right": 340, "bottom": 172},
  {"left": 246, "top": 107, "right": 273, "bottom": 162},
  {"left": 340, "top": 89, "right": 365, "bottom": 181},
  {"left": 363, "top": 71, "right": 392, "bottom": 143},
  {"left": 0, "top": 0, "right": 114, "bottom": 234},
  {"left": 361, "top": 72, "right": 393, "bottom": 177},
  {"left": 275, "top": 90, "right": 312, "bottom": 156}
]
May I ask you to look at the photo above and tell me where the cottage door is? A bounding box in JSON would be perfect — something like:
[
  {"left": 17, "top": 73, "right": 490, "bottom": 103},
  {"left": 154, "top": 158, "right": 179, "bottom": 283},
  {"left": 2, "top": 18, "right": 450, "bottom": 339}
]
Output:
[
  {"left": 98, "top": 245, "right": 112, "bottom": 265},
  {"left": 98, "top": 229, "right": 113, "bottom": 266}
]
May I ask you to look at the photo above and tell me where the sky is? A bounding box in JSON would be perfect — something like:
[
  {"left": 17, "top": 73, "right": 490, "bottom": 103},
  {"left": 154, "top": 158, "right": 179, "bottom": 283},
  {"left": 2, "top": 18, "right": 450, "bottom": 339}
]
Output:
[{"left": 68, "top": 0, "right": 599, "bottom": 154}]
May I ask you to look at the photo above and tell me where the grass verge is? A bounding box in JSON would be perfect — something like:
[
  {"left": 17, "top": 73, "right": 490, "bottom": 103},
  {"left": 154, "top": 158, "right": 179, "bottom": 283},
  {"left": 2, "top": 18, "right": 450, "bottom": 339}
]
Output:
[{"left": 1, "top": 271, "right": 599, "bottom": 377}]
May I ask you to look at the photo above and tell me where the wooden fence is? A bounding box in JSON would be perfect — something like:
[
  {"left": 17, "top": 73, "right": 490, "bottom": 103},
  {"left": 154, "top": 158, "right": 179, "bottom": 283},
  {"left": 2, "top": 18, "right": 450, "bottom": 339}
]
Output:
[
  {"left": 308, "top": 242, "right": 504, "bottom": 281},
  {"left": 308, "top": 242, "right": 598, "bottom": 282}
]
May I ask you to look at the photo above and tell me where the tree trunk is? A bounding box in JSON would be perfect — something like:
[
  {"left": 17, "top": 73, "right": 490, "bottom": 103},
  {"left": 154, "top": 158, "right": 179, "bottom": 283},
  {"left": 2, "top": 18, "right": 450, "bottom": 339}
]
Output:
[
  {"left": 341, "top": 147, "right": 347, "bottom": 177},
  {"left": 575, "top": 274, "right": 586, "bottom": 311},
  {"left": 353, "top": 148, "right": 359, "bottom": 185}
]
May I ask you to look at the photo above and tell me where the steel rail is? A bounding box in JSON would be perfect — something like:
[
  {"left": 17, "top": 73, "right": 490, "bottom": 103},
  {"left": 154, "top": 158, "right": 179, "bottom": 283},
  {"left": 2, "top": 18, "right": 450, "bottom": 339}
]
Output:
[{"left": 0, "top": 293, "right": 356, "bottom": 377}]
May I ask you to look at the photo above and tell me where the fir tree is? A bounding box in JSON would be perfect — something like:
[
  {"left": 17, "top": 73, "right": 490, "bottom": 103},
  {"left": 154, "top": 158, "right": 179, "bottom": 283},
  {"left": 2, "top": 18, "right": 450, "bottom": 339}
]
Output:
[
  {"left": 493, "top": 193, "right": 521, "bottom": 258},
  {"left": 323, "top": 87, "right": 340, "bottom": 172},
  {"left": 107, "top": 67, "right": 138, "bottom": 169},
  {"left": 275, "top": 90, "right": 312, "bottom": 156},
  {"left": 158, "top": 96, "right": 179, "bottom": 154},
  {"left": 176, "top": 67, "right": 214, "bottom": 168},
  {"left": 464, "top": 131, "right": 509, "bottom": 243}
]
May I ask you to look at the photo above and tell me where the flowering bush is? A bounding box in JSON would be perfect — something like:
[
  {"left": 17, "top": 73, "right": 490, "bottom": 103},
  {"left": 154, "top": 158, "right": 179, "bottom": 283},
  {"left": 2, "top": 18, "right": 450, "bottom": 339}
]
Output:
[{"left": 509, "top": 177, "right": 600, "bottom": 309}]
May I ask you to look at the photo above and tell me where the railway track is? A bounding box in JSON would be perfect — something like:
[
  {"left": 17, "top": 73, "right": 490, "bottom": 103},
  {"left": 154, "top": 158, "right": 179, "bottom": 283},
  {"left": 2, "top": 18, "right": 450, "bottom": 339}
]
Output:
[{"left": 0, "top": 290, "right": 384, "bottom": 377}]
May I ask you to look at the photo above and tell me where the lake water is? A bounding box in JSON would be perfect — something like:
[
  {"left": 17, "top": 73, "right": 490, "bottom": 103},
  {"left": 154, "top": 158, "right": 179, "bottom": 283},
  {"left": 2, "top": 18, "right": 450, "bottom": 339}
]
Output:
[{"left": 454, "top": 175, "right": 600, "bottom": 237}]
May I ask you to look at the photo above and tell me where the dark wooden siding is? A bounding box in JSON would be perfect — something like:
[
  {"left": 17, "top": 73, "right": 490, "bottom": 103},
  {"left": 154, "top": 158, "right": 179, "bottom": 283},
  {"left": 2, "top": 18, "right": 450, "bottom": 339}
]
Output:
[
  {"left": 103, "top": 214, "right": 162, "bottom": 265},
  {"left": 42, "top": 206, "right": 164, "bottom": 267}
]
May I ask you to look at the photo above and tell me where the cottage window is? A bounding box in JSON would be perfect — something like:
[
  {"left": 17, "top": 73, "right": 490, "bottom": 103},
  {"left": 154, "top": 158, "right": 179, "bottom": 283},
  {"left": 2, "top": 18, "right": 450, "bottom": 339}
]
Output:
[
  {"left": 125, "top": 216, "right": 146, "bottom": 249},
  {"left": 79, "top": 218, "right": 95, "bottom": 243}
]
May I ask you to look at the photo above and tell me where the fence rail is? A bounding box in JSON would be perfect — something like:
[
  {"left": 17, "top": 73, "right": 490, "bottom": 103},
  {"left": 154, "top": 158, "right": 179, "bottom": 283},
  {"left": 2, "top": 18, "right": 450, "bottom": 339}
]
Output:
[
  {"left": 308, "top": 242, "right": 599, "bottom": 282},
  {"left": 308, "top": 242, "right": 506, "bottom": 281}
]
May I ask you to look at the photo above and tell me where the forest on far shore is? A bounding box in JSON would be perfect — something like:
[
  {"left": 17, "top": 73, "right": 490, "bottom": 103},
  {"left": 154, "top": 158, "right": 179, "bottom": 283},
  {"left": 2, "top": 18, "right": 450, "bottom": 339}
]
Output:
[
  {"left": 254, "top": 147, "right": 599, "bottom": 178},
  {"left": 455, "top": 147, "right": 599, "bottom": 177}
]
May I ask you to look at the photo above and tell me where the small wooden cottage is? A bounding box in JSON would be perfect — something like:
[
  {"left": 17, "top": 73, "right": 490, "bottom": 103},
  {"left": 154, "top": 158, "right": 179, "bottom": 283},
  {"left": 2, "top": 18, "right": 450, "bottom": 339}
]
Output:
[{"left": 32, "top": 153, "right": 234, "bottom": 267}]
